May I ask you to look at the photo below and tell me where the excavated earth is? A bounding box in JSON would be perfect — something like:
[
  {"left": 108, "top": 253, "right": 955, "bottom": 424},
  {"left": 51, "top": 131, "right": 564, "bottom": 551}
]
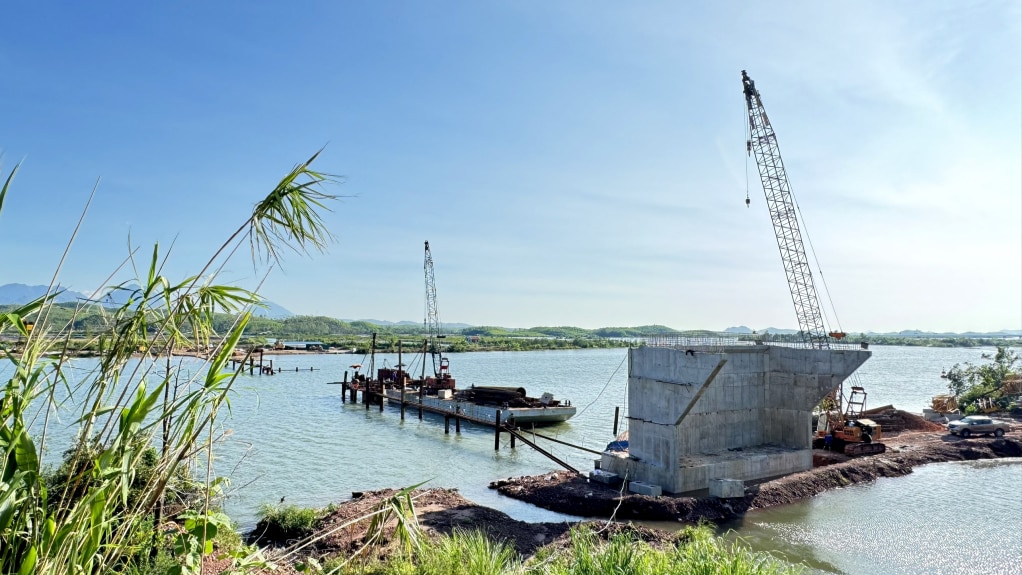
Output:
[
  {"left": 490, "top": 411, "right": 1021, "bottom": 522},
  {"left": 239, "top": 488, "right": 677, "bottom": 574}
]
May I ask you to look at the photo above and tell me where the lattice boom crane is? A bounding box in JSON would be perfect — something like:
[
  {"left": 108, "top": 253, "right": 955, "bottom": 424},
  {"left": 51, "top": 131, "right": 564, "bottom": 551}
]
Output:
[
  {"left": 423, "top": 240, "right": 448, "bottom": 377},
  {"left": 742, "top": 70, "right": 834, "bottom": 349}
]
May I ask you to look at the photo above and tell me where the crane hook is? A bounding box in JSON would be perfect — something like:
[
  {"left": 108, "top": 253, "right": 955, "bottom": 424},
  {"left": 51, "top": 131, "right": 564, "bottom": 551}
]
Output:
[{"left": 745, "top": 194, "right": 750, "bottom": 208}]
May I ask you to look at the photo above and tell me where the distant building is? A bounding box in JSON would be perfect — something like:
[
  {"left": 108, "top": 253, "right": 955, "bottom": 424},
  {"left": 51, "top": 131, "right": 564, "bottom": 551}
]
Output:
[{"left": 280, "top": 341, "right": 324, "bottom": 351}]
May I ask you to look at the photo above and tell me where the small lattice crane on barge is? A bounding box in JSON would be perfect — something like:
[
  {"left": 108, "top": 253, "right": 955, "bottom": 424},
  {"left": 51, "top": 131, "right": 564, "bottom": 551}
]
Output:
[{"left": 423, "top": 241, "right": 453, "bottom": 389}]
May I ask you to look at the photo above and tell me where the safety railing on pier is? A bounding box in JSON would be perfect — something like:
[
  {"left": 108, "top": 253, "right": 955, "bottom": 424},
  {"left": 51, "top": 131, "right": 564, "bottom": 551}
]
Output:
[{"left": 643, "top": 335, "right": 868, "bottom": 351}]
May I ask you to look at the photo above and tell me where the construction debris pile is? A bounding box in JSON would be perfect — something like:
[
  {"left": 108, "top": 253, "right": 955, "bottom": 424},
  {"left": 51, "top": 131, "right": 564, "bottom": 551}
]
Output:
[{"left": 862, "top": 406, "right": 947, "bottom": 433}]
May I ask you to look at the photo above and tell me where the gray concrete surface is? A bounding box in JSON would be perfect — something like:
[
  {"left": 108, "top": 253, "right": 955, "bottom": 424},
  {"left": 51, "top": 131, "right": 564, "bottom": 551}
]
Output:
[{"left": 601, "top": 344, "right": 870, "bottom": 494}]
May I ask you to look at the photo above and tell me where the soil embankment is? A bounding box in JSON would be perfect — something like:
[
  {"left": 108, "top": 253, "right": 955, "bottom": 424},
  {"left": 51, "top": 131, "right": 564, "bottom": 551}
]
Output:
[
  {"left": 243, "top": 487, "right": 677, "bottom": 574},
  {"left": 490, "top": 426, "right": 1021, "bottom": 522}
]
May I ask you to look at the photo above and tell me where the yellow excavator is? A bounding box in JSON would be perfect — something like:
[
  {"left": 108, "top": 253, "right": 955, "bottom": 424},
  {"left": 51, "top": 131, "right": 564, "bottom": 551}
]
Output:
[{"left": 813, "top": 387, "right": 886, "bottom": 456}]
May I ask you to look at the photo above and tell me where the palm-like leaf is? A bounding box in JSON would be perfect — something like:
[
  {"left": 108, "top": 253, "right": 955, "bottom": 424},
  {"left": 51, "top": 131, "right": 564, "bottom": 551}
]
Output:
[{"left": 247, "top": 149, "right": 338, "bottom": 266}]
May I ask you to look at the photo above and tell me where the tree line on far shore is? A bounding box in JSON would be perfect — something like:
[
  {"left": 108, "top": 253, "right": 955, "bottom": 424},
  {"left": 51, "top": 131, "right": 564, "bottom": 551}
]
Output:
[{"left": 2, "top": 302, "right": 1017, "bottom": 353}]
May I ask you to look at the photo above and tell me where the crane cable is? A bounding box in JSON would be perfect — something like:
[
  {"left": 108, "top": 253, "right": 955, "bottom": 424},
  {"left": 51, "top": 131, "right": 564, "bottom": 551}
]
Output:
[
  {"left": 791, "top": 196, "right": 844, "bottom": 336},
  {"left": 573, "top": 351, "right": 628, "bottom": 420},
  {"left": 744, "top": 100, "right": 751, "bottom": 207},
  {"left": 743, "top": 92, "right": 844, "bottom": 339}
]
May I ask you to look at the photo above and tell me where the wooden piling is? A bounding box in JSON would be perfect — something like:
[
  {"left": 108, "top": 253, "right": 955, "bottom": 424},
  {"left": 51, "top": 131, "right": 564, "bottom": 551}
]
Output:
[
  {"left": 455, "top": 415, "right": 460, "bottom": 433},
  {"left": 494, "top": 410, "right": 502, "bottom": 450},
  {"left": 342, "top": 371, "right": 348, "bottom": 403},
  {"left": 509, "top": 415, "right": 516, "bottom": 449},
  {"left": 398, "top": 340, "right": 405, "bottom": 420},
  {"left": 444, "top": 415, "right": 450, "bottom": 434}
]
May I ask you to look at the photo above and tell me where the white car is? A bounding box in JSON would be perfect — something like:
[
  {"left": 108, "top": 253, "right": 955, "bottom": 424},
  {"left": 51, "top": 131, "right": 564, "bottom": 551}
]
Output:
[{"left": 947, "top": 415, "right": 1010, "bottom": 438}]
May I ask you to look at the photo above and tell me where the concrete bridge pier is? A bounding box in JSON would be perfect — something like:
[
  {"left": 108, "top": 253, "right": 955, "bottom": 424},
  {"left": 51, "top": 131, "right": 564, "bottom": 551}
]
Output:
[{"left": 600, "top": 345, "right": 870, "bottom": 494}]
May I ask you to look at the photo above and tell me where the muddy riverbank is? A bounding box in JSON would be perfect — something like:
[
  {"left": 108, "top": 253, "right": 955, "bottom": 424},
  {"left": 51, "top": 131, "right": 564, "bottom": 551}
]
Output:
[
  {"left": 243, "top": 424, "right": 1020, "bottom": 573},
  {"left": 489, "top": 429, "right": 1022, "bottom": 522}
]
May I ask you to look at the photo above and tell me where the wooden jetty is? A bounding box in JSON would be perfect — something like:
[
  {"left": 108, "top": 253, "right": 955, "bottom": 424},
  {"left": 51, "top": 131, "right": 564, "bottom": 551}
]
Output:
[{"left": 230, "top": 349, "right": 320, "bottom": 375}]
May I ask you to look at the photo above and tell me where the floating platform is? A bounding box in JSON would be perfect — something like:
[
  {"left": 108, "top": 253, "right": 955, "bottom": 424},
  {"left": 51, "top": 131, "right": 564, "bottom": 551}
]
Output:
[{"left": 383, "top": 387, "right": 576, "bottom": 426}]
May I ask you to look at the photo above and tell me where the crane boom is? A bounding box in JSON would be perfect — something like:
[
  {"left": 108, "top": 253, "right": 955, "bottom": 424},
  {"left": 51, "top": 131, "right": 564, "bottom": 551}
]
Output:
[
  {"left": 742, "top": 70, "right": 830, "bottom": 349},
  {"left": 423, "top": 240, "right": 446, "bottom": 375}
]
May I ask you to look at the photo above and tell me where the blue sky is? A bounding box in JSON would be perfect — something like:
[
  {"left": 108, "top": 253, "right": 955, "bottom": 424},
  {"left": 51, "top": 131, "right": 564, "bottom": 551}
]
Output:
[{"left": 1, "top": 1, "right": 1019, "bottom": 333}]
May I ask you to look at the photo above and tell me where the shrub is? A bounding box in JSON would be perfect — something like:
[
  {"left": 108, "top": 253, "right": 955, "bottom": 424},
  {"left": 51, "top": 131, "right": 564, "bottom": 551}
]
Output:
[{"left": 251, "top": 504, "right": 323, "bottom": 545}]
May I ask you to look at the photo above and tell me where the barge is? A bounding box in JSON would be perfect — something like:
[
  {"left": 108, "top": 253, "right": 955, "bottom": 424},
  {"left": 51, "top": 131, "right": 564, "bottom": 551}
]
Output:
[
  {"left": 347, "top": 240, "right": 577, "bottom": 427},
  {"left": 383, "top": 384, "right": 576, "bottom": 426}
]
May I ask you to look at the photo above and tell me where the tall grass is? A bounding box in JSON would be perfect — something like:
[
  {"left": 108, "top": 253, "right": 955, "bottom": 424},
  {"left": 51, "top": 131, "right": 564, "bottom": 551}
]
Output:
[
  {"left": 0, "top": 153, "right": 338, "bottom": 574},
  {"left": 320, "top": 529, "right": 522, "bottom": 575},
  {"left": 533, "top": 525, "right": 800, "bottom": 575},
  {"left": 312, "top": 524, "right": 799, "bottom": 575}
]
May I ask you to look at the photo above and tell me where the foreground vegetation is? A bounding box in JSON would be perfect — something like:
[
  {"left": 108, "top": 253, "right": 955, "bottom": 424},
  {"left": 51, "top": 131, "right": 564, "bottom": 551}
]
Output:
[
  {"left": 0, "top": 155, "right": 336, "bottom": 574},
  {"left": 338, "top": 524, "right": 800, "bottom": 575},
  {"left": 250, "top": 497, "right": 800, "bottom": 575}
]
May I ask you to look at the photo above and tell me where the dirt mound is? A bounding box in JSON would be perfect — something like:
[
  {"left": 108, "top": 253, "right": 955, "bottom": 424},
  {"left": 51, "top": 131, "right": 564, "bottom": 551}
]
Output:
[
  {"left": 235, "top": 487, "right": 688, "bottom": 574},
  {"left": 862, "top": 407, "right": 946, "bottom": 433},
  {"left": 250, "top": 488, "right": 576, "bottom": 564}
]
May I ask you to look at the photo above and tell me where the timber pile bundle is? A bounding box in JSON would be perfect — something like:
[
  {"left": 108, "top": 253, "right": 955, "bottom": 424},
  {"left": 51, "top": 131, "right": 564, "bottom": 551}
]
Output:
[
  {"left": 458, "top": 386, "right": 542, "bottom": 407},
  {"left": 862, "top": 406, "right": 946, "bottom": 433}
]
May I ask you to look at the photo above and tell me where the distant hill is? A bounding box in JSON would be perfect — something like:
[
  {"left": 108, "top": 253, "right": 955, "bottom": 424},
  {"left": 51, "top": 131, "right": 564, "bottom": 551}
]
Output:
[
  {"left": 0, "top": 283, "right": 293, "bottom": 318},
  {"left": 722, "top": 326, "right": 797, "bottom": 335},
  {"left": 0, "top": 283, "right": 90, "bottom": 304},
  {"left": 761, "top": 327, "right": 798, "bottom": 335},
  {"left": 348, "top": 319, "right": 474, "bottom": 329},
  {"left": 253, "top": 300, "right": 294, "bottom": 319},
  {"left": 2, "top": 284, "right": 1018, "bottom": 338}
]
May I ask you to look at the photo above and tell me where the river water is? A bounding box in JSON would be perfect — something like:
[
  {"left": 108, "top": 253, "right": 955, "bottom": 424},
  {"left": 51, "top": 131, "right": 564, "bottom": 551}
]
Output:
[
  {"left": 717, "top": 459, "right": 1022, "bottom": 574},
  {"left": 26, "top": 344, "right": 1022, "bottom": 573}
]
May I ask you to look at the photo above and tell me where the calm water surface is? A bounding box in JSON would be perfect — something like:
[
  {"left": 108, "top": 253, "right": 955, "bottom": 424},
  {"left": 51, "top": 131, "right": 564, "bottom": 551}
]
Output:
[
  {"left": 209, "top": 344, "right": 1004, "bottom": 523},
  {"left": 717, "top": 459, "right": 1022, "bottom": 575}
]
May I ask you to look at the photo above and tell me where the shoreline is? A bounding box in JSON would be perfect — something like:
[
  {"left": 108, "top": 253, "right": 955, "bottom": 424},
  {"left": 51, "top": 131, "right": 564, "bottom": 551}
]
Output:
[{"left": 488, "top": 430, "right": 1021, "bottom": 523}]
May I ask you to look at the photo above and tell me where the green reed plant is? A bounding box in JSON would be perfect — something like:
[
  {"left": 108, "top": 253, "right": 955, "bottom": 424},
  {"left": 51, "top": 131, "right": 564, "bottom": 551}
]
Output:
[
  {"left": 312, "top": 528, "right": 521, "bottom": 575},
  {"left": 254, "top": 503, "right": 323, "bottom": 544},
  {"left": 414, "top": 529, "right": 522, "bottom": 575},
  {"left": 528, "top": 524, "right": 801, "bottom": 575},
  {"left": 0, "top": 152, "right": 338, "bottom": 574}
]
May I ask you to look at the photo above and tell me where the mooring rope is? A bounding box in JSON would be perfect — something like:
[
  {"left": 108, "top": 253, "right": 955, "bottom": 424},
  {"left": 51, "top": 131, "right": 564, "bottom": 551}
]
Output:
[{"left": 574, "top": 350, "right": 628, "bottom": 419}]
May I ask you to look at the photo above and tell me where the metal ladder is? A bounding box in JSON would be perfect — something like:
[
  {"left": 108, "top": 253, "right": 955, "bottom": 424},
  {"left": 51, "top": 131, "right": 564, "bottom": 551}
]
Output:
[{"left": 845, "top": 386, "right": 868, "bottom": 418}]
